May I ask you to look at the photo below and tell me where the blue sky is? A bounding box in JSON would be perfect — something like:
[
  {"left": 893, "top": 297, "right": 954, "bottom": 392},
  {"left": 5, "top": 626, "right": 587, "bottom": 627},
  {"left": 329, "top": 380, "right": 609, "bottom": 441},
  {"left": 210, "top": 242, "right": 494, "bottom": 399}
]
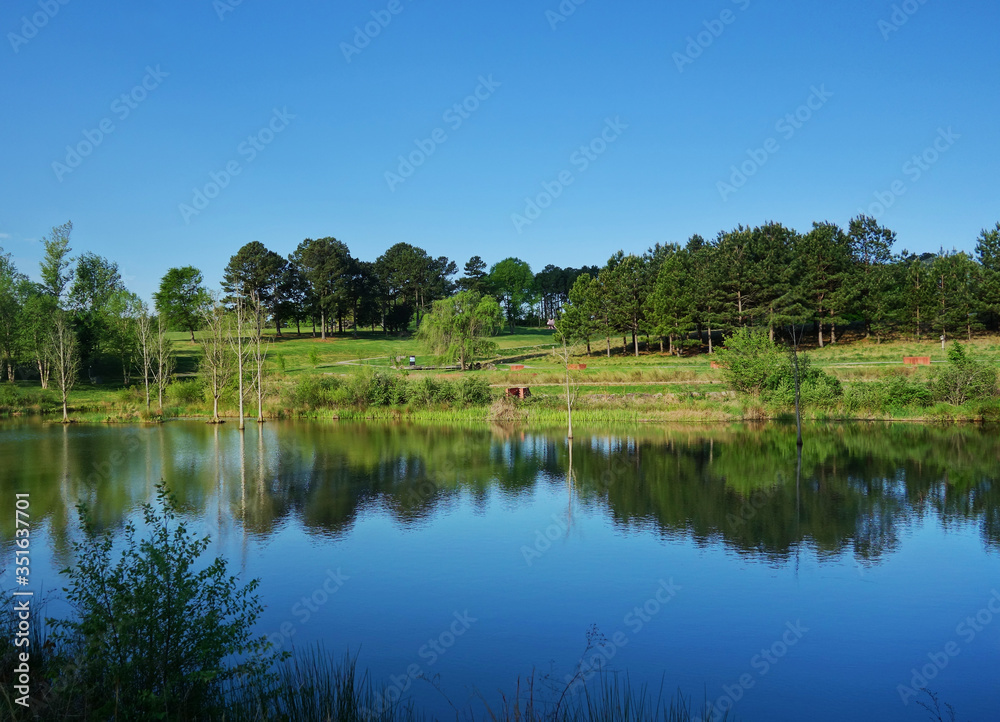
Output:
[{"left": 1, "top": 0, "right": 997, "bottom": 301}]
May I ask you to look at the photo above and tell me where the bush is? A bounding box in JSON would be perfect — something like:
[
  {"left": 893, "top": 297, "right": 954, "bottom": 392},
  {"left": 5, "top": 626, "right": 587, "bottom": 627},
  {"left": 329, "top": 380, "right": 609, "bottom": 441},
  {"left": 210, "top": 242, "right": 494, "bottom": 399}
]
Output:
[
  {"left": 410, "top": 378, "right": 456, "bottom": 407},
  {"left": 458, "top": 375, "right": 493, "bottom": 406},
  {"left": 115, "top": 385, "right": 144, "bottom": 405},
  {"left": 765, "top": 355, "right": 842, "bottom": 408},
  {"left": 0, "top": 384, "right": 56, "bottom": 412},
  {"left": 167, "top": 378, "right": 204, "bottom": 405},
  {"left": 931, "top": 342, "right": 998, "bottom": 405},
  {"left": 49, "top": 484, "right": 281, "bottom": 720},
  {"left": 714, "top": 328, "right": 784, "bottom": 400},
  {"left": 843, "top": 374, "right": 932, "bottom": 413},
  {"left": 286, "top": 374, "right": 341, "bottom": 410},
  {"left": 353, "top": 371, "right": 409, "bottom": 407}
]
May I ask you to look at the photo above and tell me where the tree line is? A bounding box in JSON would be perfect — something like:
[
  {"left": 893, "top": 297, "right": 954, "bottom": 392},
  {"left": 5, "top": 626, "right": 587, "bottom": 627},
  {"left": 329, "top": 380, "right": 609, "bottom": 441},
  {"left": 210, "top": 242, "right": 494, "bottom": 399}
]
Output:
[
  {"left": 558, "top": 216, "right": 1000, "bottom": 356},
  {"left": 2, "top": 215, "right": 999, "bottom": 404}
]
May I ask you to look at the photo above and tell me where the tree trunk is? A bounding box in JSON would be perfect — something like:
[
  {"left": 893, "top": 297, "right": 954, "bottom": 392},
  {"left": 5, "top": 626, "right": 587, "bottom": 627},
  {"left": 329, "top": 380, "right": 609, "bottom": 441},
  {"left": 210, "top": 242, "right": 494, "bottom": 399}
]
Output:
[
  {"left": 190, "top": 328, "right": 196, "bottom": 343},
  {"left": 320, "top": 310, "right": 326, "bottom": 341},
  {"left": 632, "top": 330, "right": 638, "bottom": 358},
  {"left": 707, "top": 325, "right": 713, "bottom": 354}
]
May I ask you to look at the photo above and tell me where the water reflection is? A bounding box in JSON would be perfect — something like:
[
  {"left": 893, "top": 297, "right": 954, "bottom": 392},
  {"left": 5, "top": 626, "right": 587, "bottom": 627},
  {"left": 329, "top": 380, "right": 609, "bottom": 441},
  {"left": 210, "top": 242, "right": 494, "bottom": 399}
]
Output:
[{"left": 1, "top": 420, "right": 997, "bottom": 565}]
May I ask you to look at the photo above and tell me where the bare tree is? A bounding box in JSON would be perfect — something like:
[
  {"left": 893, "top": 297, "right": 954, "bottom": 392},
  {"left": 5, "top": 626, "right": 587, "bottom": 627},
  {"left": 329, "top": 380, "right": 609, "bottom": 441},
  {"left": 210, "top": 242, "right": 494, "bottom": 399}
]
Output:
[
  {"left": 151, "top": 315, "right": 175, "bottom": 412},
  {"left": 551, "top": 321, "right": 580, "bottom": 440},
  {"left": 201, "top": 301, "right": 234, "bottom": 424},
  {"left": 226, "top": 296, "right": 250, "bottom": 430},
  {"left": 48, "top": 312, "right": 79, "bottom": 423},
  {"left": 247, "top": 294, "right": 270, "bottom": 423},
  {"left": 136, "top": 302, "right": 154, "bottom": 410}
]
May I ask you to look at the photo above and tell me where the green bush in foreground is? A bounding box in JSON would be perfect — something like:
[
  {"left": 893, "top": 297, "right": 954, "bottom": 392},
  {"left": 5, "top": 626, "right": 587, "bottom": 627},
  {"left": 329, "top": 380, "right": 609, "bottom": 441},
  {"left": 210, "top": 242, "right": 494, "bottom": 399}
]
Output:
[{"left": 48, "top": 484, "right": 281, "bottom": 720}]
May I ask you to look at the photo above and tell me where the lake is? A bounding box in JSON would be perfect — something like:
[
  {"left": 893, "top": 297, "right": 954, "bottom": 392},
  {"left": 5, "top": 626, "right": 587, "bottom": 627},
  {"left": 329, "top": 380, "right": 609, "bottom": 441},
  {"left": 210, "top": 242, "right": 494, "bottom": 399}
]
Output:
[{"left": 2, "top": 420, "right": 998, "bottom": 721}]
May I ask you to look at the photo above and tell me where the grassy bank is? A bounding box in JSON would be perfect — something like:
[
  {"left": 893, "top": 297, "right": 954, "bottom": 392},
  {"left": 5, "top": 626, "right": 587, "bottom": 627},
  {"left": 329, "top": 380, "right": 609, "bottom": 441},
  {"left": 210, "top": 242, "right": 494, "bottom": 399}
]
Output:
[{"left": 2, "top": 328, "right": 999, "bottom": 425}]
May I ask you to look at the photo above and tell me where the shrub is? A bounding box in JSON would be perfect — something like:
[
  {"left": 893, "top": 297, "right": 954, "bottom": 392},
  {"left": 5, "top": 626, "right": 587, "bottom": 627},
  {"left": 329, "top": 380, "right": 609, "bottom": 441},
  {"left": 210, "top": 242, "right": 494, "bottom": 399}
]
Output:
[
  {"left": 843, "top": 375, "right": 932, "bottom": 413},
  {"left": 714, "top": 328, "right": 784, "bottom": 400},
  {"left": 931, "top": 342, "right": 998, "bottom": 405},
  {"left": 347, "top": 370, "right": 409, "bottom": 407},
  {"left": 410, "top": 378, "right": 456, "bottom": 407},
  {"left": 765, "top": 355, "right": 842, "bottom": 408},
  {"left": 286, "top": 374, "right": 341, "bottom": 410},
  {"left": 49, "top": 484, "right": 281, "bottom": 720},
  {"left": 167, "top": 378, "right": 204, "bottom": 405},
  {"left": 458, "top": 375, "right": 493, "bottom": 406}
]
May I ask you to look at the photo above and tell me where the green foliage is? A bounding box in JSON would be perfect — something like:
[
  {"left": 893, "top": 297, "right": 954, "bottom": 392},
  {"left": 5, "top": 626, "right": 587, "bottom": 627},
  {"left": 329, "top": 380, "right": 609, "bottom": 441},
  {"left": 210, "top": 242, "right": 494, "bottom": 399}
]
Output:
[
  {"left": 457, "top": 375, "right": 492, "bottom": 406},
  {"left": 410, "top": 377, "right": 457, "bottom": 406},
  {"left": 284, "top": 374, "right": 342, "bottom": 410},
  {"left": 488, "top": 257, "right": 535, "bottom": 332},
  {"left": 714, "top": 328, "right": 784, "bottom": 399},
  {"left": 308, "top": 346, "right": 320, "bottom": 368},
  {"left": 154, "top": 266, "right": 210, "bottom": 340},
  {"left": 0, "top": 384, "right": 56, "bottom": 412},
  {"left": 167, "top": 378, "right": 204, "bottom": 405},
  {"left": 931, "top": 342, "right": 998, "bottom": 405},
  {"left": 417, "top": 290, "right": 503, "bottom": 370},
  {"left": 766, "top": 354, "right": 843, "bottom": 408},
  {"left": 843, "top": 375, "right": 932, "bottom": 413},
  {"left": 50, "top": 484, "right": 280, "bottom": 720}
]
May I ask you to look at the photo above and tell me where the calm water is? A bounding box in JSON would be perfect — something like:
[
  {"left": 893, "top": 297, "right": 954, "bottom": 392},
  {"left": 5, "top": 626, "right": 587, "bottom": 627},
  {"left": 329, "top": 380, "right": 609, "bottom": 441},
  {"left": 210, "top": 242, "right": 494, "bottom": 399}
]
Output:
[{"left": 2, "top": 420, "right": 999, "bottom": 721}]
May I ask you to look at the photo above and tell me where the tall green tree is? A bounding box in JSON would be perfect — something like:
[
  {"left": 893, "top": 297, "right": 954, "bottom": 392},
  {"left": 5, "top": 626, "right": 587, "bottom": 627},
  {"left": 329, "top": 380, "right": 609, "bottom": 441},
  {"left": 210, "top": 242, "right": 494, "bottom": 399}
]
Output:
[
  {"left": 0, "top": 249, "right": 26, "bottom": 381},
  {"left": 222, "top": 242, "right": 287, "bottom": 335},
  {"left": 847, "top": 215, "right": 896, "bottom": 339},
  {"left": 794, "top": 222, "right": 851, "bottom": 347},
  {"left": 931, "top": 250, "right": 982, "bottom": 342},
  {"left": 69, "top": 252, "right": 125, "bottom": 363},
  {"left": 686, "top": 236, "right": 725, "bottom": 353},
  {"left": 154, "top": 267, "right": 210, "bottom": 343},
  {"left": 40, "top": 221, "right": 74, "bottom": 305},
  {"left": 646, "top": 246, "right": 693, "bottom": 355},
  {"left": 417, "top": 290, "right": 503, "bottom": 370},
  {"left": 975, "top": 222, "right": 1000, "bottom": 329},
  {"left": 558, "top": 273, "right": 602, "bottom": 354},
  {"left": 489, "top": 257, "right": 535, "bottom": 333},
  {"left": 458, "top": 256, "right": 489, "bottom": 293},
  {"left": 290, "top": 237, "right": 352, "bottom": 339}
]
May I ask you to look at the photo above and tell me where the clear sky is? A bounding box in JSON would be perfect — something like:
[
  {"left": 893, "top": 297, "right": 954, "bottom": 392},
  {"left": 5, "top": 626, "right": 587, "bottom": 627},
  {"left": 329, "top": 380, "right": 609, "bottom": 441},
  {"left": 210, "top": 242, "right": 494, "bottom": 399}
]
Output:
[{"left": 2, "top": 0, "right": 997, "bottom": 301}]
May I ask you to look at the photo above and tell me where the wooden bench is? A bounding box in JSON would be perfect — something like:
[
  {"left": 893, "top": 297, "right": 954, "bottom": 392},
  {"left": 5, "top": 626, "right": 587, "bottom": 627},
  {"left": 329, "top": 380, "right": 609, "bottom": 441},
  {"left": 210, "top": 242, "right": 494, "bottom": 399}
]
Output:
[
  {"left": 903, "top": 356, "right": 931, "bottom": 366},
  {"left": 506, "top": 387, "right": 531, "bottom": 399}
]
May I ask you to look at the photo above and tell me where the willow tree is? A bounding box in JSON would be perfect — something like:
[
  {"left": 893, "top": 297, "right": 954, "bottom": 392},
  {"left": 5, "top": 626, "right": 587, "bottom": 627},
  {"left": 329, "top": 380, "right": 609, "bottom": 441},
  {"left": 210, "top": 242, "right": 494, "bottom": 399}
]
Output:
[{"left": 417, "top": 290, "right": 503, "bottom": 370}]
